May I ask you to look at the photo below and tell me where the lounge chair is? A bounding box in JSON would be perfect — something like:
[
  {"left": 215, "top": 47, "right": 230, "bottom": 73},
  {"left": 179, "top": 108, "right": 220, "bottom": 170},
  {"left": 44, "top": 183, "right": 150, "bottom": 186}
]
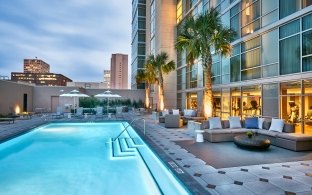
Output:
[
  {"left": 95, "top": 107, "right": 103, "bottom": 119},
  {"left": 165, "top": 115, "right": 183, "bottom": 128},
  {"left": 51, "top": 106, "right": 64, "bottom": 119},
  {"left": 116, "top": 107, "right": 123, "bottom": 118},
  {"left": 0, "top": 118, "right": 15, "bottom": 124},
  {"left": 74, "top": 107, "right": 84, "bottom": 118}
]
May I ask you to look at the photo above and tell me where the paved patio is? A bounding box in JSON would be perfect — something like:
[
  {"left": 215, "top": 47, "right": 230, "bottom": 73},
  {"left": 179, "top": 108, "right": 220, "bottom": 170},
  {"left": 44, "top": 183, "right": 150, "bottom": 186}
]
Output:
[{"left": 1, "top": 113, "right": 312, "bottom": 194}]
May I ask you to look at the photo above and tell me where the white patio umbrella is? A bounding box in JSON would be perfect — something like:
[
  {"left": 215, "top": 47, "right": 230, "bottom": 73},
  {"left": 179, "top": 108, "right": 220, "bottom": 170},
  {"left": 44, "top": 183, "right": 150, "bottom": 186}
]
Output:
[
  {"left": 60, "top": 90, "right": 89, "bottom": 114},
  {"left": 95, "top": 90, "right": 121, "bottom": 114}
]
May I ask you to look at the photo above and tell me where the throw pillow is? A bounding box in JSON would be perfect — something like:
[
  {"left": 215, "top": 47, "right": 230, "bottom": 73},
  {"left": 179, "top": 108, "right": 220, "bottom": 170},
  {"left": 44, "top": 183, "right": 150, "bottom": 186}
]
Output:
[
  {"left": 229, "top": 116, "right": 242, "bottom": 128},
  {"left": 209, "top": 117, "right": 222, "bottom": 129},
  {"left": 185, "top": 109, "right": 193, "bottom": 116},
  {"left": 172, "top": 109, "right": 179, "bottom": 115},
  {"left": 258, "top": 118, "right": 265, "bottom": 129},
  {"left": 245, "top": 117, "right": 258, "bottom": 129},
  {"left": 162, "top": 110, "right": 169, "bottom": 116},
  {"left": 191, "top": 110, "right": 198, "bottom": 117},
  {"left": 269, "top": 119, "right": 284, "bottom": 132}
]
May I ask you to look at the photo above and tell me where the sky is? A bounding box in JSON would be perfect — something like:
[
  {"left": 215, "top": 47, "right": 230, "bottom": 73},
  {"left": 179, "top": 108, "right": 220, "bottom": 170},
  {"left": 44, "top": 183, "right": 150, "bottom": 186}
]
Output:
[{"left": 0, "top": 0, "right": 132, "bottom": 82}]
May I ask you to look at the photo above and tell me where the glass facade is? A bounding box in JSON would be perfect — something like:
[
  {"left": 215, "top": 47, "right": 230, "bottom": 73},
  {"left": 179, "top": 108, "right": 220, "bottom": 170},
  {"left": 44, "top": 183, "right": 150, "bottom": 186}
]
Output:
[
  {"left": 174, "top": 0, "right": 312, "bottom": 134},
  {"left": 131, "top": 0, "right": 147, "bottom": 89}
]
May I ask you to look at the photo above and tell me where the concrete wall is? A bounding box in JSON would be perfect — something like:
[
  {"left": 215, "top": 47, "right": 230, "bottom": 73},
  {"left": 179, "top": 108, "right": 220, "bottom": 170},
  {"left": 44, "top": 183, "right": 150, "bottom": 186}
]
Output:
[
  {"left": 0, "top": 80, "right": 33, "bottom": 115},
  {"left": 152, "top": 0, "right": 177, "bottom": 109},
  {"left": 0, "top": 81, "right": 146, "bottom": 115}
]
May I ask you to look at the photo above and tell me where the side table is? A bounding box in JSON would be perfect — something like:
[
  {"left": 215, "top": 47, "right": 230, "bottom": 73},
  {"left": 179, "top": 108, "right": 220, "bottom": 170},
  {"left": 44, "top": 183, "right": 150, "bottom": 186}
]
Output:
[{"left": 195, "top": 130, "right": 205, "bottom": 142}]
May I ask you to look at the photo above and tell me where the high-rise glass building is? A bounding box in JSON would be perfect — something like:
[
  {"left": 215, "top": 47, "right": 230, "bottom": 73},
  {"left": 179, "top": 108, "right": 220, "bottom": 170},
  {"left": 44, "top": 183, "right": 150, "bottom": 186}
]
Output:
[
  {"left": 176, "top": 0, "right": 312, "bottom": 135},
  {"left": 131, "top": 0, "right": 148, "bottom": 89},
  {"left": 132, "top": 0, "right": 312, "bottom": 134}
]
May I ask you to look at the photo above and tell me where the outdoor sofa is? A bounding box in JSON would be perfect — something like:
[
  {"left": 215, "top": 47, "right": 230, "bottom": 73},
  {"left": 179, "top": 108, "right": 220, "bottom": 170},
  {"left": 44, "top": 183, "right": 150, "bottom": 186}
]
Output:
[
  {"left": 198, "top": 117, "right": 312, "bottom": 151},
  {"left": 159, "top": 109, "right": 205, "bottom": 124}
]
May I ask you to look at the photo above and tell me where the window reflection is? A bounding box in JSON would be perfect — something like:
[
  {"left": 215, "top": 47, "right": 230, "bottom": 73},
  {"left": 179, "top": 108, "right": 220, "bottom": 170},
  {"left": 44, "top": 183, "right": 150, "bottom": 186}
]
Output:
[{"left": 242, "top": 85, "right": 261, "bottom": 118}]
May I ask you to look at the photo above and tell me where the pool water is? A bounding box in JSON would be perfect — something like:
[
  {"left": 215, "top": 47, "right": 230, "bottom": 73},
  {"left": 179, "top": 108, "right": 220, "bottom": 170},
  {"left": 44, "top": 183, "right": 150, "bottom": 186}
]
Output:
[{"left": 0, "top": 123, "right": 190, "bottom": 195}]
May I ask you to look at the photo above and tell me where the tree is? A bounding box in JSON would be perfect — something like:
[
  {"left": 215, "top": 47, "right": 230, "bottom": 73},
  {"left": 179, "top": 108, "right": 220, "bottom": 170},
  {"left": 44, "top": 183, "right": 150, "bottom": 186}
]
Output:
[
  {"left": 146, "top": 52, "right": 175, "bottom": 111},
  {"left": 175, "top": 9, "right": 235, "bottom": 118},
  {"left": 135, "top": 62, "right": 158, "bottom": 109}
]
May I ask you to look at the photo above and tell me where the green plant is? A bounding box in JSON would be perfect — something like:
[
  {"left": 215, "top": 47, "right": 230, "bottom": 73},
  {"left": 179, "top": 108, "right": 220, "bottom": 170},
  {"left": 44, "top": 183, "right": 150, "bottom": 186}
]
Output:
[{"left": 246, "top": 131, "right": 254, "bottom": 138}]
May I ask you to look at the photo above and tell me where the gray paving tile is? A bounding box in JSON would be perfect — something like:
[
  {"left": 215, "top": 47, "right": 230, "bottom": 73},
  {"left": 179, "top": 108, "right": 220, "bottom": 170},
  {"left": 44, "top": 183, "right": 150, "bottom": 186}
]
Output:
[
  {"left": 293, "top": 175, "right": 312, "bottom": 187},
  {"left": 269, "top": 166, "right": 306, "bottom": 177},
  {"left": 181, "top": 158, "right": 206, "bottom": 166},
  {"left": 297, "top": 191, "right": 312, "bottom": 195},
  {"left": 215, "top": 184, "right": 255, "bottom": 195},
  {"left": 291, "top": 165, "right": 312, "bottom": 174},
  {"left": 190, "top": 164, "right": 218, "bottom": 174},
  {"left": 269, "top": 177, "right": 311, "bottom": 193},
  {"left": 247, "top": 166, "right": 281, "bottom": 179},
  {"left": 226, "top": 171, "right": 259, "bottom": 183},
  {"left": 201, "top": 173, "right": 234, "bottom": 186},
  {"left": 244, "top": 181, "right": 285, "bottom": 195}
]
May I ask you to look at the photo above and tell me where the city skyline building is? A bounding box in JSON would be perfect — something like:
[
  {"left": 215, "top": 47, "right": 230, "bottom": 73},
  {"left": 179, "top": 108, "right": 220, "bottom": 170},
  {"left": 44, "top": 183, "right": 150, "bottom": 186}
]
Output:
[
  {"left": 110, "top": 53, "right": 128, "bottom": 89},
  {"left": 103, "top": 70, "right": 111, "bottom": 89},
  {"left": 11, "top": 72, "right": 72, "bottom": 86},
  {"left": 24, "top": 58, "right": 50, "bottom": 73}
]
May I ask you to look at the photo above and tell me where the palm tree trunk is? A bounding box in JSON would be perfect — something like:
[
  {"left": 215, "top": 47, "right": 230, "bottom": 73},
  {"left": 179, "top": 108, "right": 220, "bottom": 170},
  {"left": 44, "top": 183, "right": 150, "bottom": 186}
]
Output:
[
  {"left": 145, "top": 84, "right": 150, "bottom": 109},
  {"left": 158, "top": 72, "right": 164, "bottom": 111},
  {"left": 203, "top": 54, "right": 213, "bottom": 118}
]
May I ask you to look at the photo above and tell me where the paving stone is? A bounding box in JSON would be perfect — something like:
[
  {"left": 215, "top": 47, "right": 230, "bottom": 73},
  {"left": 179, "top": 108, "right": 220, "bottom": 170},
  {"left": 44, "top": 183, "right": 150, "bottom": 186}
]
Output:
[
  {"left": 269, "top": 166, "right": 305, "bottom": 177},
  {"left": 247, "top": 166, "right": 281, "bottom": 179},
  {"left": 292, "top": 165, "right": 312, "bottom": 174},
  {"left": 244, "top": 181, "right": 285, "bottom": 195},
  {"left": 269, "top": 177, "right": 311, "bottom": 193},
  {"left": 215, "top": 184, "right": 254, "bottom": 195},
  {"left": 181, "top": 158, "right": 205, "bottom": 166},
  {"left": 190, "top": 164, "right": 218, "bottom": 174},
  {"left": 201, "top": 173, "right": 234, "bottom": 186},
  {"left": 293, "top": 175, "right": 312, "bottom": 187},
  {"left": 226, "top": 171, "right": 259, "bottom": 183}
]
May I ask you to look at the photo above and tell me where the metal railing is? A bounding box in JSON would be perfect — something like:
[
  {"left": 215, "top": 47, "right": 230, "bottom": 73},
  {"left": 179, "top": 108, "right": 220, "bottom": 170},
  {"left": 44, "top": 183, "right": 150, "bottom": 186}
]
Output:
[{"left": 112, "top": 118, "right": 146, "bottom": 141}]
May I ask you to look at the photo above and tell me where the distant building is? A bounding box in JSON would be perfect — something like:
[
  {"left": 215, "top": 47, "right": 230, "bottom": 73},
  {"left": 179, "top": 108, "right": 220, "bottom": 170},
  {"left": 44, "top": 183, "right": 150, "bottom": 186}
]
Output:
[
  {"left": 110, "top": 54, "right": 128, "bottom": 89},
  {"left": 24, "top": 58, "right": 50, "bottom": 73},
  {"left": 103, "top": 70, "right": 111, "bottom": 88},
  {"left": 67, "top": 82, "right": 109, "bottom": 89},
  {"left": 11, "top": 72, "right": 72, "bottom": 86}
]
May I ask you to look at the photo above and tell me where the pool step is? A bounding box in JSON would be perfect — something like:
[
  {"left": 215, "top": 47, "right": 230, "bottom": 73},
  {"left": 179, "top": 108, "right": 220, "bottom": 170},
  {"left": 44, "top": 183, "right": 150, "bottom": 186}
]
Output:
[
  {"left": 110, "top": 138, "right": 137, "bottom": 159},
  {"left": 125, "top": 137, "right": 144, "bottom": 148}
]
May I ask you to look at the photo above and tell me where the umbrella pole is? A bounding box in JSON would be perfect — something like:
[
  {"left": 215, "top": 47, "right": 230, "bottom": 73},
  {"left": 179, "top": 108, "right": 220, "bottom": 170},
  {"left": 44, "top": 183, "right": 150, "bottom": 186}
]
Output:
[{"left": 74, "top": 97, "right": 76, "bottom": 114}]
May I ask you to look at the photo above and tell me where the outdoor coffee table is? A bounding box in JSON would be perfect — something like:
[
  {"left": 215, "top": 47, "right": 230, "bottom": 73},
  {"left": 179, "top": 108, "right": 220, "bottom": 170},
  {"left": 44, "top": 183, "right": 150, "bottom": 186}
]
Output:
[{"left": 234, "top": 135, "right": 271, "bottom": 149}]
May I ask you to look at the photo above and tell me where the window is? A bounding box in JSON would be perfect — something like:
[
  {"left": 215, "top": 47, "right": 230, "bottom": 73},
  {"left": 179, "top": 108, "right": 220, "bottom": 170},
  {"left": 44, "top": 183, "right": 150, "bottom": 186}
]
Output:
[
  {"left": 231, "top": 87, "right": 241, "bottom": 116},
  {"left": 280, "top": 35, "right": 301, "bottom": 74},
  {"left": 242, "top": 85, "right": 261, "bottom": 118},
  {"left": 280, "top": 81, "right": 302, "bottom": 133},
  {"left": 262, "top": 83, "right": 279, "bottom": 117},
  {"left": 241, "top": 37, "right": 261, "bottom": 80},
  {"left": 302, "top": 0, "right": 312, "bottom": 8},
  {"left": 279, "top": 0, "right": 300, "bottom": 19}
]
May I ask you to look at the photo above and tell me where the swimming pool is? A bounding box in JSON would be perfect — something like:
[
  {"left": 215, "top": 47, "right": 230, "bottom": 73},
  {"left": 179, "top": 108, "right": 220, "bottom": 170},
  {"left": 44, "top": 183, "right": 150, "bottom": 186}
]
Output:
[{"left": 0, "top": 122, "right": 190, "bottom": 195}]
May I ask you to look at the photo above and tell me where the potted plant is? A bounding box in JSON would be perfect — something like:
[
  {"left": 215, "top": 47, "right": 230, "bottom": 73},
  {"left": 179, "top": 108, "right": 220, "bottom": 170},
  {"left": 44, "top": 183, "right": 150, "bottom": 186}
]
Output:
[{"left": 246, "top": 131, "right": 254, "bottom": 138}]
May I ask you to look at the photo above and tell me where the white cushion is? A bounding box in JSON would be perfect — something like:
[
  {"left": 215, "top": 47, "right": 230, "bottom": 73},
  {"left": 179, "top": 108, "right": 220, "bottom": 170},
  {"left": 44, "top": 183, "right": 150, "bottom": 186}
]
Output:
[
  {"left": 228, "top": 116, "right": 241, "bottom": 128},
  {"left": 209, "top": 117, "right": 222, "bottom": 129},
  {"left": 172, "top": 109, "right": 179, "bottom": 115},
  {"left": 184, "top": 109, "right": 193, "bottom": 116},
  {"left": 269, "top": 119, "right": 284, "bottom": 132},
  {"left": 258, "top": 118, "right": 265, "bottom": 129},
  {"left": 162, "top": 110, "right": 169, "bottom": 116}
]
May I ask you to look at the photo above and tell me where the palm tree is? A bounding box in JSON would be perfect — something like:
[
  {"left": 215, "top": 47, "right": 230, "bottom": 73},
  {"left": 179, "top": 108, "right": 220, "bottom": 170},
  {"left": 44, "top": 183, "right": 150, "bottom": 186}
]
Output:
[
  {"left": 135, "top": 63, "right": 158, "bottom": 109},
  {"left": 175, "top": 9, "right": 235, "bottom": 118},
  {"left": 146, "top": 52, "right": 175, "bottom": 111}
]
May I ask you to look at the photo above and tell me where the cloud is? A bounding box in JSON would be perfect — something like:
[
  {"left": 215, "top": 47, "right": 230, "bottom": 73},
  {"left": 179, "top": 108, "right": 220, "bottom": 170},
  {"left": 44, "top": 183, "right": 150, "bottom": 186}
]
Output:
[{"left": 0, "top": 0, "right": 131, "bottom": 83}]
